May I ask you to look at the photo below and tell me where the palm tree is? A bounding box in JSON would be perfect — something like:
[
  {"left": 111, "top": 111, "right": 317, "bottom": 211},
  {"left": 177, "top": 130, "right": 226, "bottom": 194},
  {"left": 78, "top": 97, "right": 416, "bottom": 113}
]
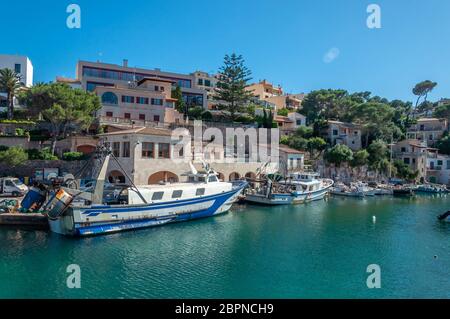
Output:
[{"left": 0, "top": 68, "right": 22, "bottom": 119}]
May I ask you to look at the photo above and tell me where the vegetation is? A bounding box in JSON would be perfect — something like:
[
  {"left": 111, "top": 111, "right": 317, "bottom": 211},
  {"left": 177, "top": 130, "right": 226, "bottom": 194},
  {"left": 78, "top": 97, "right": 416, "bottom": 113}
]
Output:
[
  {"left": 214, "top": 53, "right": 254, "bottom": 120},
  {"left": 27, "top": 148, "right": 58, "bottom": 160},
  {"left": 0, "top": 146, "right": 28, "bottom": 167},
  {"left": 19, "top": 83, "right": 101, "bottom": 154},
  {"left": 394, "top": 160, "right": 419, "bottom": 181},
  {"left": 324, "top": 144, "right": 353, "bottom": 167},
  {"left": 62, "top": 151, "right": 86, "bottom": 161},
  {"left": 412, "top": 80, "right": 437, "bottom": 108},
  {"left": 171, "top": 86, "right": 185, "bottom": 116},
  {"left": 350, "top": 149, "right": 369, "bottom": 167},
  {"left": 0, "top": 68, "right": 23, "bottom": 120},
  {"left": 277, "top": 108, "right": 289, "bottom": 116},
  {"left": 435, "top": 133, "right": 450, "bottom": 155}
]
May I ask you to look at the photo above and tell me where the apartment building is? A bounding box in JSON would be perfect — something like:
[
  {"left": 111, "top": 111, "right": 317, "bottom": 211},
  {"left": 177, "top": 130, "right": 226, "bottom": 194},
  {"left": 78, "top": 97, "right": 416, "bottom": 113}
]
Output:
[
  {"left": 0, "top": 54, "right": 33, "bottom": 110},
  {"left": 392, "top": 139, "right": 430, "bottom": 181},
  {"left": 95, "top": 77, "right": 183, "bottom": 125},
  {"left": 321, "top": 120, "right": 362, "bottom": 151},
  {"left": 426, "top": 149, "right": 450, "bottom": 185},
  {"left": 246, "top": 80, "right": 304, "bottom": 111},
  {"left": 406, "top": 118, "right": 448, "bottom": 146},
  {"left": 69, "top": 60, "right": 208, "bottom": 110},
  {"left": 191, "top": 71, "right": 218, "bottom": 102},
  {"left": 0, "top": 54, "right": 33, "bottom": 87}
]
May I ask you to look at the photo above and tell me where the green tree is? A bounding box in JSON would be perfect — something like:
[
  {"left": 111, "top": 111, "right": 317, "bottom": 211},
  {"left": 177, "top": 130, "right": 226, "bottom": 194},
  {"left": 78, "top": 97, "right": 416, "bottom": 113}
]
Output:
[
  {"left": 0, "top": 146, "right": 28, "bottom": 167},
  {"left": 0, "top": 68, "right": 23, "bottom": 120},
  {"left": 434, "top": 103, "right": 450, "bottom": 120},
  {"left": 307, "top": 137, "right": 326, "bottom": 159},
  {"left": 277, "top": 108, "right": 289, "bottom": 116},
  {"left": 436, "top": 134, "right": 450, "bottom": 155},
  {"left": 214, "top": 53, "right": 254, "bottom": 120},
  {"left": 394, "top": 160, "right": 418, "bottom": 181},
  {"left": 412, "top": 80, "right": 437, "bottom": 108},
  {"left": 324, "top": 144, "right": 353, "bottom": 167},
  {"left": 350, "top": 149, "right": 369, "bottom": 167},
  {"left": 20, "top": 83, "right": 101, "bottom": 154}
]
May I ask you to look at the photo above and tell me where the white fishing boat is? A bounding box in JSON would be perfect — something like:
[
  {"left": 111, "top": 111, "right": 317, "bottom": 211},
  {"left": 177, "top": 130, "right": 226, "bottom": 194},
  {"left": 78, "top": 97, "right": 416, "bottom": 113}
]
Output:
[
  {"left": 22, "top": 150, "right": 246, "bottom": 237},
  {"left": 330, "top": 182, "right": 365, "bottom": 197},
  {"left": 282, "top": 172, "right": 333, "bottom": 203}
]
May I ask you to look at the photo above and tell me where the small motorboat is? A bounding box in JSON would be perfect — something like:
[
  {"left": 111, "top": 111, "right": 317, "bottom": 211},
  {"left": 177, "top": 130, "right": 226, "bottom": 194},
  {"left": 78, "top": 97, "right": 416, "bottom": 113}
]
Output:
[
  {"left": 330, "top": 182, "right": 365, "bottom": 197},
  {"left": 416, "top": 184, "right": 448, "bottom": 194},
  {"left": 392, "top": 186, "right": 414, "bottom": 196},
  {"left": 437, "top": 211, "right": 450, "bottom": 222}
]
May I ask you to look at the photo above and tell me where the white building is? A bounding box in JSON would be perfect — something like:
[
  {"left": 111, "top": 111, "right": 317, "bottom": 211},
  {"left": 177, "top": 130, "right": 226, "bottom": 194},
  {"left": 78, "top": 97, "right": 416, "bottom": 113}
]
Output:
[
  {"left": 0, "top": 54, "right": 33, "bottom": 87},
  {"left": 426, "top": 150, "right": 450, "bottom": 185}
]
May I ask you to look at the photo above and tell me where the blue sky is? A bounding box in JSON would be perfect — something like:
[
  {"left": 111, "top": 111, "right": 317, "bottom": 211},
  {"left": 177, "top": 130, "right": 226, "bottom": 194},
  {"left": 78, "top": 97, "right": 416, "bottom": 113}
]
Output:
[{"left": 2, "top": 0, "right": 449, "bottom": 102}]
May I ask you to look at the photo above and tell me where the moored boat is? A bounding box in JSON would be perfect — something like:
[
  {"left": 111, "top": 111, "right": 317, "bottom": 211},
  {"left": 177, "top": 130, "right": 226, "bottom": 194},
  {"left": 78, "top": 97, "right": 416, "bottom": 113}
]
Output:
[
  {"left": 23, "top": 150, "right": 247, "bottom": 237},
  {"left": 282, "top": 172, "right": 333, "bottom": 203},
  {"left": 415, "top": 184, "right": 448, "bottom": 194},
  {"left": 330, "top": 182, "right": 365, "bottom": 197}
]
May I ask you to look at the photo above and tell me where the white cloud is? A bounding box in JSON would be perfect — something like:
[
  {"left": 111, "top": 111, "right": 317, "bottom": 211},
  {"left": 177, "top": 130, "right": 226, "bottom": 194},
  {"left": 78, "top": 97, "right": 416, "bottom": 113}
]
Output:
[{"left": 323, "top": 47, "right": 340, "bottom": 63}]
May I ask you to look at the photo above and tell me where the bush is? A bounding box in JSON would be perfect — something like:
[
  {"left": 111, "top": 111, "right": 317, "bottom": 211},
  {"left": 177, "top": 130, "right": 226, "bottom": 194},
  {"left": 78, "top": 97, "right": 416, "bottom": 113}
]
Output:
[
  {"left": 0, "top": 145, "right": 9, "bottom": 152},
  {"left": 62, "top": 152, "right": 86, "bottom": 161},
  {"left": 27, "top": 148, "right": 58, "bottom": 160},
  {"left": 0, "top": 146, "right": 28, "bottom": 167},
  {"left": 277, "top": 108, "right": 289, "bottom": 116}
]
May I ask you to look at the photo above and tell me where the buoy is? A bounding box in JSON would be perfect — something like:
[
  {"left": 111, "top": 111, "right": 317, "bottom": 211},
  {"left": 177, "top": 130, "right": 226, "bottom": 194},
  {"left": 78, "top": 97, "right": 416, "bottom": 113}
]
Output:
[
  {"left": 372, "top": 216, "right": 376, "bottom": 223},
  {"left": 434, "top": 255, "right": 438, "bottom": 259}
]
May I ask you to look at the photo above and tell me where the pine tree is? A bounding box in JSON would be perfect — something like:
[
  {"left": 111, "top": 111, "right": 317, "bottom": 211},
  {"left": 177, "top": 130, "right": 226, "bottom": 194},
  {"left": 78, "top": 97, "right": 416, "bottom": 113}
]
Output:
[{"left": 214, "top": 53, "right": 254, "bottom": 120}]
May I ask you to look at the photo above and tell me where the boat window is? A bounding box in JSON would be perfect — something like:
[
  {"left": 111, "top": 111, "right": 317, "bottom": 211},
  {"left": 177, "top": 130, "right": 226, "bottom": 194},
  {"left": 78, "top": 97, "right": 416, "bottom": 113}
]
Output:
[
  {"left": 188, "top": 176, "right": 195, "bottom": 182},
  {"left": 198, "top": 176, "right": 206, "bottom": 182},
  {"left": 151, "top": 192, "right": 164, "bottom": 200},
  {"left": 172, "top": 190, "right": 183, "bottom": 198},
  {"left": 208, "top": 176, "right": 218, "bottom": 182},
  {"left": 196, "top": 188, "right": 205, "bottom": 196}
]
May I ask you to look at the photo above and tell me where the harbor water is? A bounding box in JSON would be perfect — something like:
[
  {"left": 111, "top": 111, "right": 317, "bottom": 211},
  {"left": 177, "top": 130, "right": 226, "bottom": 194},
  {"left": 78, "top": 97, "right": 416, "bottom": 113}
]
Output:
[{"left": 0, "top": 195, "right": 449, "bottom": 298}]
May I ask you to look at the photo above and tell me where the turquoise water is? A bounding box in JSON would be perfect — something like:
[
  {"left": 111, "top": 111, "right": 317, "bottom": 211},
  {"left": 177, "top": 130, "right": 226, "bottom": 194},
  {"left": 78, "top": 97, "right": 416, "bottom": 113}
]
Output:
[{"left": 1, "top": 195, "right": 449, "bottom": 298}]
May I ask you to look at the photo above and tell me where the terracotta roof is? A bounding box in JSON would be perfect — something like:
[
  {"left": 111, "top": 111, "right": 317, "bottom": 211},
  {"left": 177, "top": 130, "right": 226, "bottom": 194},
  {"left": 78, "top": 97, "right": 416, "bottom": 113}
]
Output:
[
  {"left": 275, "top": 116, "right": 293, "bottom": 123},
  {"left": 278, "top": 144, "right": 304, "bottom": 154}
]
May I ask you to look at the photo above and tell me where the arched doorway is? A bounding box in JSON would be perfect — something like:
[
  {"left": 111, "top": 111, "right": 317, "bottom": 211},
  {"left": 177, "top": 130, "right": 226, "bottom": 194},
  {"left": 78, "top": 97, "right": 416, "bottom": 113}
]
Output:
[
  {"left": 245, "top": 172, "right": 256, "bottom": 180},
  {"left": 148, "top": 171, "right": 179, "bottom": 184},
  {"left": 217, "top": 172, "right": 225, "bottom": 181},
  {"left": 108, "top": 170, "right": 126, "bottom": 184},
  {"left": 229, "top": 172, "right": 241, "bottom": 181}
]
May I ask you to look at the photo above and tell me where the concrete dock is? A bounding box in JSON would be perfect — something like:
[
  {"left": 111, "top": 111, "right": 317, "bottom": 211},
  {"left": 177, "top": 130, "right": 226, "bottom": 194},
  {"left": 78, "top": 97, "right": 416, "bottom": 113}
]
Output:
[{"left": 0, "top": 213, "right": 49, "bottom": 230}]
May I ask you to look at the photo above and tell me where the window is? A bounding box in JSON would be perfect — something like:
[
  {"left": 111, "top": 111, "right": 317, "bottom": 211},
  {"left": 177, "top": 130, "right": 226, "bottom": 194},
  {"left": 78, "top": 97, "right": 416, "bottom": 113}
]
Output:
[
  {"left": 124, "top": 113, "right": 131, "bottom": 119},
  {"left": 333, "top": 129, "right": 338, "bottom": 136},
  {"left": 102, "top": 92, "right": 118, "bottom": 105},
  {"left": 208, "top": 176, "right": 218, "bottom": 182},
  {"left": 204, "top": 79, "right": 211, "bottom": 87},
  {"left": 198, "top": 79, "right": 203, "bottom": 86},
  {"left": 121, "top": 95, "right": 135, "bottom": 103},
  {"left": 154, "top": 86, "right": 159, "bottom": 91},
  {"left": 151, "top": 192, "right": 164, "bottom": 200},
  {"left": 158, "top": 143, "right": 170, "bottom": 158},
  {"left": 172, "top": 190, "right": 183, "bottom": 198},
  {"left": 14, "top": 64, "right": 21, "bottom": 73},
  {"left": 296, "top": 120, "right": 302, "bottom": 125},
  {"left": 446, "top": 160, "right": 450, "bottom": 170},
  {"left": 151, "top": 98, "right": 163, "bottom": 106},
  {"left": 112, "top": 142, "right": 120, "bottom": 157},
  {"left": 438, "top": 160, "right": 443, "bottom": 166},
  {"left": 142, "top": 142, "right": 154, "bottom": 158},
  {"left": 139, "top": 114, "right": 145, "bottom": 120},
  {"left": 136, "top": 97, "right": 149, "bottom": 104},
  {"left": 122, "top": 142, "right": 130, "bottom": 158},
  {"left": 401, "top": 147, "right": 406, "bottom": 152},
  {"left": 106, "top": 111, "right": 113, "bottom": 117},
  {"left": 154, "top": 115, "right": 160, "bottom": 122},
  {"left": 429, "top": 134, "right": 433, "bottom": 140},
  {"left": 412, "top": 158, "right": 416, "bottom": 164},
  {"left": 196, "top": 188, "right": 205, "bottom": 196},
  {"left": 403, "top": 157, "right": 410, "bottom": 164}
]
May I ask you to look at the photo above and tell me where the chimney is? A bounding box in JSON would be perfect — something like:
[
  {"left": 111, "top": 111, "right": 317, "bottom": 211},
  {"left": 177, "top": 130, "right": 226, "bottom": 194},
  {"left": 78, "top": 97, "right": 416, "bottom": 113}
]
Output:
[{"left": 123, "top": 59, "right": 128, "bottom": 67}]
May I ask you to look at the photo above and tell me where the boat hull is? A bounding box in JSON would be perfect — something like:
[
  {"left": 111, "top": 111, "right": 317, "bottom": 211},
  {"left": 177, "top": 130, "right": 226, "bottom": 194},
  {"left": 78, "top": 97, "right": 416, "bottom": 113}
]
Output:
[
  {"left": 291, "top": 186, "right": 331, "bottom": 203},
  {"left": 49, "top": 182, "right": 247, "bottom": 237},
  {"left": 245, "top": 193, "right": 294, "bottom": 205}
]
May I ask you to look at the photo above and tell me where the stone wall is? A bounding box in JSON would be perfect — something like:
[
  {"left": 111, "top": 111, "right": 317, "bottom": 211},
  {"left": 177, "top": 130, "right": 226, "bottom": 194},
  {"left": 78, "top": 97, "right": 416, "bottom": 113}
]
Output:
[{"left": 0, "top": 160, "right": 87, "bottom": 179}]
